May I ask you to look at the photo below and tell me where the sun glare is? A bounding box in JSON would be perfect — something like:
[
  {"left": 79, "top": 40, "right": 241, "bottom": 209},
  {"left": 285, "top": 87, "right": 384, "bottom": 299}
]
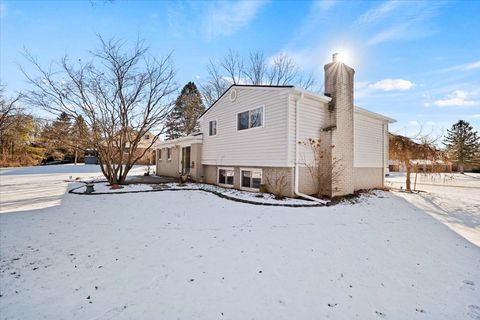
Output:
[{"left": 333, "top": 50, "right": 352, "bottom": 65}]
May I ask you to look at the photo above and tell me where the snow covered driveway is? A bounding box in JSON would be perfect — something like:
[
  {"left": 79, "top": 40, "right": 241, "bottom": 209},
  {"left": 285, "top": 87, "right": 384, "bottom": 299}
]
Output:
[{"left": 1, "top": 167, "right": 479, "bottom": 319}]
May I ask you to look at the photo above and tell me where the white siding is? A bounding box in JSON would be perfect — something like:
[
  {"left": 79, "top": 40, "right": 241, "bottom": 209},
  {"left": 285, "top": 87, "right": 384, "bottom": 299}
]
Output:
[
  {"left": 200, "top": 87, "right": 290, "bottom": 167},
  {"left": 292, "top": 96, "right": 329, "bottom": 166},
  {"left": 354, "top": 113, "right": 385, "bottom": 167}
]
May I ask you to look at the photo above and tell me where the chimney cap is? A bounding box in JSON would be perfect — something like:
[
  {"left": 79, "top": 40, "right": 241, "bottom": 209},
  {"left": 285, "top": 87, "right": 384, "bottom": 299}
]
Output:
[{"left": 332, "top": 52, "right": 339, "bottom": 63}]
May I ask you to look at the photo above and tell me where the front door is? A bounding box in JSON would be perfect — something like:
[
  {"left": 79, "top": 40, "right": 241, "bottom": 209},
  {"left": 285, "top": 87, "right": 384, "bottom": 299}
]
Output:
[{"left": 182, "top": 146, "right": 191, "bottom": 174}]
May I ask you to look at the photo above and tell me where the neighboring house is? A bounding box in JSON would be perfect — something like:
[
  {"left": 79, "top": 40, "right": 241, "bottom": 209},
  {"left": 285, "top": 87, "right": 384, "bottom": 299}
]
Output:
[
  {"left": 132, "top": 131, "right": 156, "bottom": 165},
  {"left": 86, "top": 131, "right": 156, "bottom": 165},
  {"left": 155, "top": 54, "right": 395, "bottom": 198},
  {"left": 389, "top": 160, "right": 453, "bottom": 173}
]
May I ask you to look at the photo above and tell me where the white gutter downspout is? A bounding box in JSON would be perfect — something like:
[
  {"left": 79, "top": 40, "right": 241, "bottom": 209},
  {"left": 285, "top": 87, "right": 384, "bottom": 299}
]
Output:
[{"left": 294, "top": 94, "right": 328, "bottom": 205}]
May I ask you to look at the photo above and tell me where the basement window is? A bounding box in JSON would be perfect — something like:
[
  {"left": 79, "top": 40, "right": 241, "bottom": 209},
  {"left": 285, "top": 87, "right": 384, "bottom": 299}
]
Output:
[
  {"left": 240, "top": 168, "right": 262, "bottom": 190},
  {"left": 218, "top": 167, "right": 234, "bottom": 187}
]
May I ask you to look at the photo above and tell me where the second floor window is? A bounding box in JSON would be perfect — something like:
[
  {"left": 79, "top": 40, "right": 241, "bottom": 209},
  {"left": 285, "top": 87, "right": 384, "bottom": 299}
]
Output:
[
  {"left": 238, "top": 107, "right": 263, "bottom": 131},
  {"left": 209, "top": 120, "right": 217, "bottom": 136}
]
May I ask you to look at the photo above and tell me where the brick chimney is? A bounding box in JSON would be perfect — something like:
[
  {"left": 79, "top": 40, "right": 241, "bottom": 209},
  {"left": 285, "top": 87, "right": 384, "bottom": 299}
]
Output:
[{"left": 323, "top": 53, "right": 355, "bottom": 196}]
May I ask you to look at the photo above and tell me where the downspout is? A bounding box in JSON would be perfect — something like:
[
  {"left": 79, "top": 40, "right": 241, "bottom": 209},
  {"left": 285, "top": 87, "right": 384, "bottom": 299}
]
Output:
[
  {"left": 294, "top": 94, "right": 328, "bottom": 205},
  {"left": 382, "top": 123, "right": 386, "bottom": 185}
]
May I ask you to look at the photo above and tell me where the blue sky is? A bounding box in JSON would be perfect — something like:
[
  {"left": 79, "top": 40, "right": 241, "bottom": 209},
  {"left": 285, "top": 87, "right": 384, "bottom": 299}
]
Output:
[{"left": 1, "top": 0, "right": 480, "bottom": 135}]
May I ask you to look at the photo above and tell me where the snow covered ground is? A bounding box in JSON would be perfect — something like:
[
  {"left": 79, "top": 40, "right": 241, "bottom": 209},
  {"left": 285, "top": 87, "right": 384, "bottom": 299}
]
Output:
[
  {"left": 1, "top": 165, "right": 479, "bottom": 319},
  {"left": 386, "top": 172, "right": 480, "bottom": 246},
  {"left": 0, "top": 164, "right": 147, "bottom": 213}
]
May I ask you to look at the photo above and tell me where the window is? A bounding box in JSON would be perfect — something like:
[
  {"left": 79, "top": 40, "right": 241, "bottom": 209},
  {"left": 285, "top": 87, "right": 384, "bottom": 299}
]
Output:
[
  {"left": 144, "top": 134, "right": 150, "bottom": 140},
  {"left": 237, "top": 106, "right": 263, "bottom": 131},
  {"left": 158, "top": 149, "right": 162, "bottom": 160},
  {"left": 209, "top": 120, "right": 217, "bottom": 136},
  {"left": 241, "top": 169, "right": 262, "bottom": 190},
  {"left": 167, "top": 148, "right": 171, "bottom": 160},
  {"left": 218, "top": 167, "right": 234, "bottom": 187},
  {"left": 237, "top": 111, "right": 249, "bottom": 130}
]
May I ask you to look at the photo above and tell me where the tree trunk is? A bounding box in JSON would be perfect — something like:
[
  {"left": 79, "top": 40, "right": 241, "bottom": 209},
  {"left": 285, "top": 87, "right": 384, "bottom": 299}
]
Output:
[
  {"left": 459, "top": 163, "right": 464, "bottom": 174},
  {"left": 406, "top": 162, "right": 411, "bottom": 191},
  {"left": 74, "top": 148, "right": 78, "bottom": 165}
]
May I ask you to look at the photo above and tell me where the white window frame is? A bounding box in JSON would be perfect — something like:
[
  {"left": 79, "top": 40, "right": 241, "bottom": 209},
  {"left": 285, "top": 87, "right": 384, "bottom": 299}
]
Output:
[
  {"left": 167, "top": 147, "right": 171, "bottom": 161},
  {"left": 237, "top": 105, "right": 265, "bottom": 132},
  {"left": 158, "top": 148, "right": 162, "bottom": 161},
  {"left": 217, "top": 167, "right": 235, "bottom": 188},
  {"left": 240, "top": 168, "right": 263, "bottom": 191},
  {"left": 209, "top": 119, "right": 218, "bottom": 136}
]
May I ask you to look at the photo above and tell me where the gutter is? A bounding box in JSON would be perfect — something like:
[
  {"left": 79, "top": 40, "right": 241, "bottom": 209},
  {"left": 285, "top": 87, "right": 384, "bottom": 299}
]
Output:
[{"left": 294, "top": 94, "right": 329, "bottom": 205}]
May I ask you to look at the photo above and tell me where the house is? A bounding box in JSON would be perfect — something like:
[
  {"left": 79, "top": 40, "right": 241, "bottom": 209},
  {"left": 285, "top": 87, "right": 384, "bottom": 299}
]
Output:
[
  {"left": 85, "top": 131, "right": 156, "bottom": 165},
  {"left": 389, "top": 159, "right": 453, "bottom": 173},
  {"left": 134, "top": 131, "right": 156, "bottom": 165},
  {"left": 155, "top": 54, "right": 395, "bottom": 198}
]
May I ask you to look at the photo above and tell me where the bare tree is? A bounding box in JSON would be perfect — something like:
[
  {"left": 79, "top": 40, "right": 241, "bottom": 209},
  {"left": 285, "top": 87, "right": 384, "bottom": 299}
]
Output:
[
  {"left": 0, "top": 85, "right": 21, "bottom": 134},
  {"left": 264, "top": 170, "right": 288, "bottom": 199},
  {"left": 245, "top": 51, "right": 267, "bottom": 85},
  {"left": 268, "top": 53, "right": 297, "bottom": 86},
  {"left": 301, "top": 137, "right": 343, "bottom": 197},
  {"left": 389, "top": 132, "right": 444, "bottom": 191},
  {"left": 201, "top": 60, "right": 231, "bottom": 107},
  {"left": 201, "top": 50, "right": 318, "bottom": 106},
  {"left": 220, "top": 50, "right": 244, "bottom": 85},
  {"left": 22, "top": 36, "right": 177, "bottom": 185}
]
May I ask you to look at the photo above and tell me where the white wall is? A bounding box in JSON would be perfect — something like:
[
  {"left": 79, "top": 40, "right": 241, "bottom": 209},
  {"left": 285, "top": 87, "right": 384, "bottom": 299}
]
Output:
[
  {"left": 291, "top": 95, "right": 329, "bottom": 166},
  {"left": 200, "top": 86, "right": 290, "bottom": 167},
  {"left": 354, "top": 113, "right": 386, "bottom": 168}
]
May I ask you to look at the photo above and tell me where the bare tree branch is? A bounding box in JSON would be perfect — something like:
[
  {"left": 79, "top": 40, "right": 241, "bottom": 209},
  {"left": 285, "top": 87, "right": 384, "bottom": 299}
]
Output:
[{"left": 22, "top": 36, "right": 177, "bottom": 184}]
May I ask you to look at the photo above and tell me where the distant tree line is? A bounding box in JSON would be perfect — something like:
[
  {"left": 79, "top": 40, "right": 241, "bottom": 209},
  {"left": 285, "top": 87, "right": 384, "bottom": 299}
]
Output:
[{"left": 0, "top": 88, "right": 90, "bottom": 167}]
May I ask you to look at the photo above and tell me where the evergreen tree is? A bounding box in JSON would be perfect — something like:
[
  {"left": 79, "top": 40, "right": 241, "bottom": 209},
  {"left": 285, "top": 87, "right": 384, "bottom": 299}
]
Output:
[
  {"left": 71, "top": 115, "right": 89, "bottom": 164},
  {"left": 165, "top": 82, "right": 205, "bottom": 140},
  {"left": 41, "top": 112, "right": 72, "bottom": 161},
  {"left": 443, "top": 120, "right": 480, "bottom": 173}
]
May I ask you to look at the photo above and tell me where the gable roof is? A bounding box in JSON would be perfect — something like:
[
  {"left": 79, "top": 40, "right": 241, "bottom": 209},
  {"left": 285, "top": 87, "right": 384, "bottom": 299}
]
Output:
[
  {"left": 355, "top": 106, "right": 396, "bottom": 123},
  {"left": 199, "top": 84, "right": 294, "bottom": 120}
]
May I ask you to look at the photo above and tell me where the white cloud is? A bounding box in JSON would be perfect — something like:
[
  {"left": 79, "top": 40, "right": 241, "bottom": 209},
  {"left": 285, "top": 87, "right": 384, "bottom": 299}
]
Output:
[
  {"left": 367, "top": 24, "right": 408, "bottom": 46},
  {"left": 441, "top": 60, "right": 480, "bottom": 72},
  {"left": 0, "top": 3, "right": 6, "bottom": 17},
  {"left": 434, "top": 90, "right": 480, "bottom": 107},
  {"left": 203, "top": 1, "right": 267, "bottom": 40},
  {"left": 356, "top": 0, "right": 401, "bottom": 25},
  {"left": 465, "top": 61, "right": 480, "bottom": 70},
  {"left": 368, "top": 79, "right": 415, "bottom": 91},
  {"left": 409, "top": 120, "right": 419, "bottom": 126},
  {"left": 426, "top": 121, "right": 436, "bottom": 126},
  {"left": 363, "top": 1, "right": 443, "bottom": 46}
]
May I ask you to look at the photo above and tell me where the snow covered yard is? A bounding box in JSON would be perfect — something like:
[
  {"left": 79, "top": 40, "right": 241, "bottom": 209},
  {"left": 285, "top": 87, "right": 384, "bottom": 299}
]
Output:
[
  {"left": 0, "top": 164, "right": 148, "bottom": 213},
  {"left": 0, "top": 166, "right": 479, "bottom": 319},
  {"left": 386, "top": 172, "right": 480, "bottom": 246}
]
